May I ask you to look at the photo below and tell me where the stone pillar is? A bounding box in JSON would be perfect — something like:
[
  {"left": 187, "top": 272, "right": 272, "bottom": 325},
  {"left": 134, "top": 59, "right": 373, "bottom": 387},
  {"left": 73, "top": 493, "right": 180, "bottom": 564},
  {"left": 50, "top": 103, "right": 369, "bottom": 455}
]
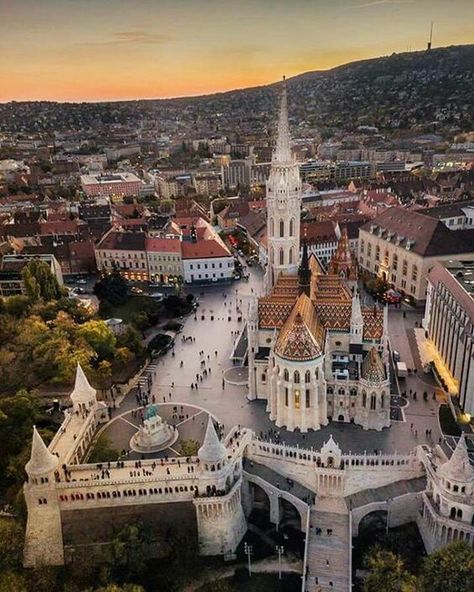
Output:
[
  {"left": 269, "top": 491, "right": 281, "bottom": 527},
  {"left": 287, "top": 380, "right": 294, "bottom": 431}
]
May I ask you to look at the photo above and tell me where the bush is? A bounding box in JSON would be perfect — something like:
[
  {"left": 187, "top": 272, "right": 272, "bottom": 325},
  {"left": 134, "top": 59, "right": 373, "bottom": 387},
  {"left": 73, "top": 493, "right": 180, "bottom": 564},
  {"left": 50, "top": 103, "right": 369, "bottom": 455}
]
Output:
[{"left": 439, "top": 405, "right": 462, "bottom": 436}]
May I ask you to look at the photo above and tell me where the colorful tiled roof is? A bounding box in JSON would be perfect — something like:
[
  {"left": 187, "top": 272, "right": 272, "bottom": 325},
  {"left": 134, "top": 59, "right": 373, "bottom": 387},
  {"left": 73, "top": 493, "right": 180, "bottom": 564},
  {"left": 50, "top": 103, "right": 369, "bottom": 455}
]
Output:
[
  {"left": 275, "top": 293, "right": 324, "bottom": 361},
  {"left": 362, "top": 347, "right": 386, "bottom": 382}
]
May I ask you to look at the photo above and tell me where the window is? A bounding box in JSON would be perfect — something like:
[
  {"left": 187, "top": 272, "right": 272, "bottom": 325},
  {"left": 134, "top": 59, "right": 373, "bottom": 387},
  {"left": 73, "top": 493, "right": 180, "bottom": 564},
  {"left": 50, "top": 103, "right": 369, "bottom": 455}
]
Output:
[
  {"left": 375, "top": 245, "right": 380, "bottom": 261},
  {"left": 289, "top": 248, "right": 294, "bottom": 265},
  {"left": 402, "top": 260, "right": 407, "bottom": 276},
  {"left": 289, "top": 218, "right": 294, "bottom": 237},
  {"left": 412, "top": 265, "right": 418, "bottom": 282},
  {"left": 305, "top": 389, "right": 311, "bottom": 408},
  {"left": 294, "top": 390, "right": 300, "bottom": 409},
  {"left": 284, "top": 388, "right": 289, "bottom": 407},
  {"left": 362, "top": 392, "right": 367, "bottom": 407},
  {"left": 261, "top": 373, "right": 266, "bottom": 383},
  {"left": 305, "top": 370, "right": 311, "bottom": 383},
  {"left": 370, "top": 394, "right": 376, "bottom": 410},
  {"left": 294, "top": 371, "right": 300, "bottom": 384},
  {"left": 279, "top": 220, "right": 284, "bottom": 237},
  {"left": 367, "top": 243, "right": 372, "bottom": 257},
  {"left": 283, "top": 369, "right": 289, "bottom": 381},
  {"left": 279, "top": 249, "right": 284, "bottom": 265}
]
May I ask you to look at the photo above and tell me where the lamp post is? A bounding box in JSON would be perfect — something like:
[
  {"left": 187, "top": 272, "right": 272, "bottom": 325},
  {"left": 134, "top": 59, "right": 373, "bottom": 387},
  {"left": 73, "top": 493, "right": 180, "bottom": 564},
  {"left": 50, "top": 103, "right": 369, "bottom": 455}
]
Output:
[
  {"left": 275, "top": 544, "right": 284, "bottom": 580},
  {"left": 244, "top": 542, "right": 253, "bottom": 576},
  {"left": 386, "top": 497, "right": 392, "bottom": 534}
]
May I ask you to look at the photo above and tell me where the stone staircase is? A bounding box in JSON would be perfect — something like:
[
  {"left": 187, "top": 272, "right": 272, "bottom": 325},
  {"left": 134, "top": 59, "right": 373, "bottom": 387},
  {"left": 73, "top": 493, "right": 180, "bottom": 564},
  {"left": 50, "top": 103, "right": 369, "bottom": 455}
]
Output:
[{"left": 305, "top": 497, "right": 351, "bottom": 592}]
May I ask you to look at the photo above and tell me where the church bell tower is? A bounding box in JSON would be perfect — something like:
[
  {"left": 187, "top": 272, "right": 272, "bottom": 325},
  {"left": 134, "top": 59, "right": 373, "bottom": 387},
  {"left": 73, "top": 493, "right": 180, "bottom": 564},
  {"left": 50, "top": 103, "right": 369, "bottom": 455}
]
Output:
[{"left": 264, "top": 77, "right": 302, "bottom": 294}]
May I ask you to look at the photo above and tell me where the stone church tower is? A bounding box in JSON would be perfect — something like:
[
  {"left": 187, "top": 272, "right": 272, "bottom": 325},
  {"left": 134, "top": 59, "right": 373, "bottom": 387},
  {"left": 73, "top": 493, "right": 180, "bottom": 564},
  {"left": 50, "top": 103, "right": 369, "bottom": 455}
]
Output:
[{"left": 264, "top": 77, "right": 302, "bottom": 294}]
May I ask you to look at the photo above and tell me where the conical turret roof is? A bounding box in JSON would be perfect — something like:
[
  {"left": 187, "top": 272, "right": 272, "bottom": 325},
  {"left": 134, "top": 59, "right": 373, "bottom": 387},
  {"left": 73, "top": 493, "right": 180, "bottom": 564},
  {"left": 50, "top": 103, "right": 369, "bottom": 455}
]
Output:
[
  {"left": 25, "top": 426, "right": 58, "bottom": 476},
  {"left": 362, "top": 347, "right": 386, "bottom": 383},
  {"left": 198, "top": 416, "right": 226, "bottom": 464},
  {"left": 70, "top": 363, "right": 96, "bottom": 405},
  {"left": 439, "top": 433, "right": 474, "bottom": 484}
]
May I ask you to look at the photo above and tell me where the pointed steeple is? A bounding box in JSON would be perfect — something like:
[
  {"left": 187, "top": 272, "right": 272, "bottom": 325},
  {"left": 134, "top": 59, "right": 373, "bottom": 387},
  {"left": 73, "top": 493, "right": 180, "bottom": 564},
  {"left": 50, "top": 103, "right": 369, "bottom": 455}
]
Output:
[
  {"left": 298, "top": 236, "right": 311, "bottom": 296},
  {"left": 26, "top": 426, "right": 58, "bottom": 477},
  {"left": 273, "top": 76, "right": 292, "bottom": 164},
  {"left": 198, "top": 416, "right": 226, "bottom": 465},
  {"left": 439, "top": 432, "right": 474, "bottom": 484},
  {"left": 70, "top": 363, "right": 96, "bottom": 407}
]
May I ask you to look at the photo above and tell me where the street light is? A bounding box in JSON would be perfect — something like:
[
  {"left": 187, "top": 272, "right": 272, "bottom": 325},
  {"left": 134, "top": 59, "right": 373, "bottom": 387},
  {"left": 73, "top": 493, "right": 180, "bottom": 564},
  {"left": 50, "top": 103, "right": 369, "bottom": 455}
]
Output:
[
  {"left": 244, "top": 542, "right": 253, "bottom": 576},
  {"left": 275, "top": 544, "right": 284, "bottom": 579}
]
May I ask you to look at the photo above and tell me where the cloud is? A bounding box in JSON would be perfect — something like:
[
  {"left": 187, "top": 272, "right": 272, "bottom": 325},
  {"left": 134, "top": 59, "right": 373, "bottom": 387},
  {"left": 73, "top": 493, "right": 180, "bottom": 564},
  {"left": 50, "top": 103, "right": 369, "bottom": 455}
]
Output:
[
  {"left": 79, "top": 30, "right": 169, "bottom": 47},
  {"left": 344, "top": 0, "right": 413, "bottom": 9}
]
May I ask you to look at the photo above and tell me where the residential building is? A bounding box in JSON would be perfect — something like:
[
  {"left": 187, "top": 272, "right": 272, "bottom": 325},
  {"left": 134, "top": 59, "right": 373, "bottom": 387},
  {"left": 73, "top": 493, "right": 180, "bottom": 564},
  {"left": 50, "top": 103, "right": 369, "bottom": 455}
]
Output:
[
  {"left": 0, "top": 253, "right": 63, "bottom": 297},
  {"left": 423, "top": 260, "right": 474, "bottom": 416},
  {"left": 193, "top": 172, "right": 222, "bottom": 196},
  {"left": 146, "top": 237, "right": 182, "bottom": 285},
  {"left": 358, "top": 207, "right": 474, "bottom": 304},
  {"left": 95, "top": 230, "right": 148, "bottom": 281}
]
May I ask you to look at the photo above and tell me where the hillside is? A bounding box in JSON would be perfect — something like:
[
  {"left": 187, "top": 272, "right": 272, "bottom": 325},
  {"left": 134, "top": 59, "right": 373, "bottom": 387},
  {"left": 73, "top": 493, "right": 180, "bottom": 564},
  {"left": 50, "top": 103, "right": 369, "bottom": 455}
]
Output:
[{"left": 0, "top": 45, "right": 473, "bottom": 136}]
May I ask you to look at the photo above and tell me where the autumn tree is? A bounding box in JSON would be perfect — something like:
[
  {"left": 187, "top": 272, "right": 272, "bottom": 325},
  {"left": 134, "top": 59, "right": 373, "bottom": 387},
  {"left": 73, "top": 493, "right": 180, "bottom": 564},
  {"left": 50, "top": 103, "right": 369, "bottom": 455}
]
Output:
[
  {"left": 419, "top": 541, "right": 474, "bottom": 592},
  {"left": 363, "top": 548, "right": 417, "bottom": 592},
  {"left": 21, "top": 259, "right": 63, "bottom": 302}
]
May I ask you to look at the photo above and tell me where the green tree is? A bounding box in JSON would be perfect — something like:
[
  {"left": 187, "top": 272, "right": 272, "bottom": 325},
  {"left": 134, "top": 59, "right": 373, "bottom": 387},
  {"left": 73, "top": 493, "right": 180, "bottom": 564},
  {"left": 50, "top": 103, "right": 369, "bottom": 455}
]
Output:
[
  {"left": 3, "top": 295, "right": 30, "bottom": 317},
  {"left": 363, "top": 548, "right": 417, "bottom": 592},
  {"left": 419, "top": 541, "right": 474, "bottom": 592},
  {"left": 21, "top": 259, "right": 63, "bottom": 302},
  {"left": 78, "top": 320, "right": 117, "bottom": 359},
  {"left": 179, "top": 439, "right": 200, "bottom": 456},
  {"left": 89, "top": 435, "right": 119, "bottom": 463},
  {"left": 94, "top": 271, "right": 129, "bottom": 306},
  {"left": 0, "top": 570, "right": 27, "bottom": 592},
  {"left": 116, "top": 326, "right": 143, "bottom": 355},
  {"left": 93, "top": 585, "right": 145, "bottom": 592},
  {"left": 107, "top": 522, "right": 153, "bottom": 581},
  {"left": 0, "top": 519, "right": 24, "bottom": 571}
]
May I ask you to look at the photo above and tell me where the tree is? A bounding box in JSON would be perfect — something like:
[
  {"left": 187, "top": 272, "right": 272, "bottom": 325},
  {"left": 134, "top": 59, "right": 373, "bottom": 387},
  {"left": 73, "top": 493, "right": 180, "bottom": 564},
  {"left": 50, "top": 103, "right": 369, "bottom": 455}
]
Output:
[
  {"left": 89, "top": 435, "right": 119, "bottom": 463},
  {"left": 21, "top": 259, "right": 63, "bottom": 302},
  {"left": 0, "top": 519, "right": 24, "bottom": 571},
  {"left": 116, "top": 326, "right": 143, "bottom": 355},
  {"left": 106, "top": 522, "right": 153, "bottom": 581},
  {"left": 179, "top": 439, "right": 200, "bottom": 456},
  {"left": 419, "top": 541, "right": 474, "bottom": 592},
  {"left": 0, "top": 571, "right": 27, "bottom": 592},
  {"left": 78, "top": 320, "right": 117, "bottom": 359},
  {"left": 93, "top": 585, "right": 145, "bottom": 592},
  {"left": 94, "top": 271, "right": 129, "bottom": 306},
  {"left": 363, "top": 548, "right": 417, "bottom": 592}
]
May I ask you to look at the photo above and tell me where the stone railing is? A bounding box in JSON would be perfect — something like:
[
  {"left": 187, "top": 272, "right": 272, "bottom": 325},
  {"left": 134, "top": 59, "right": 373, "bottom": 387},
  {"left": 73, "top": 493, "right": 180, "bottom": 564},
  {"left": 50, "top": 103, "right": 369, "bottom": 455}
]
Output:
[{"left": 301, "top": 505, "right": 311, "bottom": 592}]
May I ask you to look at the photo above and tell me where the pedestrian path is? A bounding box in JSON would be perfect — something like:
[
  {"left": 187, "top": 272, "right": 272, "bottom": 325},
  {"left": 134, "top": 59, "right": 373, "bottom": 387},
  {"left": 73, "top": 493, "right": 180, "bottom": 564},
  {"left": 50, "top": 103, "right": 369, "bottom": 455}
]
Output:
[{"left": 305, "top": 498, "right": 351, "bottom": 592}]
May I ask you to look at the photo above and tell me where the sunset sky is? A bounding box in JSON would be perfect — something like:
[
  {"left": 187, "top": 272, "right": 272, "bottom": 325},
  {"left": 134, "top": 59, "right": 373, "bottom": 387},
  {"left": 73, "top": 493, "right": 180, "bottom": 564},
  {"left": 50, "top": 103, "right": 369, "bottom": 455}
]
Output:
[{"left": 0, "top": 0, "right": 472, "bottom": 102}]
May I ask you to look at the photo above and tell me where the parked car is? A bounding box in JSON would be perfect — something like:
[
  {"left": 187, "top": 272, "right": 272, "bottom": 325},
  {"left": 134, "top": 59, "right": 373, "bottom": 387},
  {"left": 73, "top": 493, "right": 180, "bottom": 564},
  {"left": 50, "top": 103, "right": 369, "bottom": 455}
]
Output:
[{"left": 392, "top": 350, "right": 401, "bottom": 362}]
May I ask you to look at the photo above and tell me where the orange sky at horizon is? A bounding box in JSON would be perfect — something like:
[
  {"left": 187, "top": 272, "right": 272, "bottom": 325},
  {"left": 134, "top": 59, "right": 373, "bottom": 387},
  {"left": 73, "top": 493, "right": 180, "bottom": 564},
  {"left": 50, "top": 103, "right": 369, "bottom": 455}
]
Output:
[{"left": 0, "top": 0, "right": 472, "bottom": 103}]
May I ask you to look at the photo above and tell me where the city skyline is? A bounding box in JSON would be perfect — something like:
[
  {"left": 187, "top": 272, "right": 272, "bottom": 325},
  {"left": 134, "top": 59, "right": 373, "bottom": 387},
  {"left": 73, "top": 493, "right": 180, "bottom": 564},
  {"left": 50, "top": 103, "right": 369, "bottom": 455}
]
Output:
[{"left": 0, "top": 0, "right": 473, "bottom": 103}]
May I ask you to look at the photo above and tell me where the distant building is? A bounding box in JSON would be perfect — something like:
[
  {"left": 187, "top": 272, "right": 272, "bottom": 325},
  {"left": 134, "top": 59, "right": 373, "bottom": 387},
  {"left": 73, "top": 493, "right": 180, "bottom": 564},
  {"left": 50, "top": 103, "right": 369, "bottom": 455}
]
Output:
[
  {"left": 423, "top": 260, "right": 474, "bottom": 417},
  {"left": 222, "top": 158, "right": 253, "bottom": 189},
  {"left": 422, "top": 200, "right": 474, "bottom": 230},
  {"left": 80, "top": 172, "right": 143, "bottom": 199},
  {"left": 193, "top": 172, "right": 222, "bottom": 196}
]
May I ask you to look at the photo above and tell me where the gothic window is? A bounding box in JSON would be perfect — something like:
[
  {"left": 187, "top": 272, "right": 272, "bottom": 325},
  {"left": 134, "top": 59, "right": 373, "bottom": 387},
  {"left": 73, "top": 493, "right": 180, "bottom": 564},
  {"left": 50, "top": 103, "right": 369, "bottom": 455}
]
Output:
[
  {"left": 370, "top": 394, "right": 376, "bottom": 410},
  {"left": 294, "top": 371, "right": 300, "bottom": 384},
  {"left": 289, "top": 247, "right": 294, "bottom": 265},
  {"left": 381, "top": 393, "right": 385, "bottom": 409},
  {"left": 305, "top": 370, "right": 311, "bottom": 383},
  {"left": 350, "top": 388, "right": 357, "bottom": 396},
  {"left": 362, "top": 392, "right": 367, "bottom": 407},
  {"left": 284, "top": 369, "right": 289, "bottom": 381},
  {"left": 457, "top": 508, "right": 463, "bottom": 519},
  {"left": 327, "top": 386, "right": 334, "bottom": 394},
  {"left": 279, "top": 220, "right": 285, "bottom": 237},
  {"left": 279, "top": 248, "right": 284, "bottom": 265},
  {"left": 290, "top": 218, "right": 295, "bottom": 237},
  {"left": 305, "top": 389, "right": 311, "bottom": 408},
  {"left": 270, "top": 217, "right": 275, "bottom": 236},
  {"left": 285, "top": 388, "right": 289, "bottom": 407},
  {"left": 261, "top": 373, "right": 266, "bottom": 383},
  {"left": 338, "top": 387, "right": 345, "bottom": 396},
  {"left": 315, "top": 369, "right": 319, "bottom": 379},
  {"left": 393, "top": 253, "right": 398, "bottom": 271}
]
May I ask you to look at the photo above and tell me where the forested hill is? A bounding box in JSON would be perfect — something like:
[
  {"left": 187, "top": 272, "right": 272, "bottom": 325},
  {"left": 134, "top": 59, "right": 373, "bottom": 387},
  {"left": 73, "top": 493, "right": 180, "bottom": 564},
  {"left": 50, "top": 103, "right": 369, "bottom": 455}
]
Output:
[{"left": 0, "top": 45, "right": 472, "bottom": 134}]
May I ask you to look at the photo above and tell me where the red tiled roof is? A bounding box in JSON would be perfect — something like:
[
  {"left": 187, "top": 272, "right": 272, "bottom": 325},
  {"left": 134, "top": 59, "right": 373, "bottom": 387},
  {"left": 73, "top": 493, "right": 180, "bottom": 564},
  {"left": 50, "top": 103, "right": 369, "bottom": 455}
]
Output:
[
  {"left": 146, "top": 237, "right": 181, "bottom": 253},
  {"left": 181, "top": 239, "right": 230, "bottom": 259}
]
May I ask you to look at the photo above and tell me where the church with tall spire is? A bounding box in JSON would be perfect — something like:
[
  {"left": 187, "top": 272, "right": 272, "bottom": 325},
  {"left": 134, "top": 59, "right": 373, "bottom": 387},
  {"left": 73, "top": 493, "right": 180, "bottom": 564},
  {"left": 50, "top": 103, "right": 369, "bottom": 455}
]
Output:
[{"left": 247, "top": 79, "right": 390, "bottom": 432}]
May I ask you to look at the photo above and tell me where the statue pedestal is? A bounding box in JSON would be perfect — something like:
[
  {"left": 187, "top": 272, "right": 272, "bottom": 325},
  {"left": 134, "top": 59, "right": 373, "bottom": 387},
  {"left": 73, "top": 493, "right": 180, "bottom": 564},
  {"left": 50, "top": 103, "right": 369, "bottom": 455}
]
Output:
[{"left": 130, "top": 408, "right": 178, "bottom": 453}]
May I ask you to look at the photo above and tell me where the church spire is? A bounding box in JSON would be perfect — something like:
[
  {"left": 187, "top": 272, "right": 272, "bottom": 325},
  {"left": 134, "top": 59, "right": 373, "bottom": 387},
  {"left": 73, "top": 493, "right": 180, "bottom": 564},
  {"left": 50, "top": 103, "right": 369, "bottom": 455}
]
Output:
[
  {"left": 273, "top": 76, "right": 291, "bottom": 164},
  {"left": 298, "top": 235, "right": 311, "bottom": 296},
  {"left": 26, "top": 426, "right": 58, "bottom": 478}
]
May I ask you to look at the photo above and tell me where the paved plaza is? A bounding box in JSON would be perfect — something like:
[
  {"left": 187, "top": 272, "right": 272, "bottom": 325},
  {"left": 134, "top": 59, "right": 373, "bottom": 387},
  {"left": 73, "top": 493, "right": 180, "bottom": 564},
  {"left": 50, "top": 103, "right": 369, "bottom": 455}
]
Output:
[{"left": 101, "top": 270, "right": 444, "bottom": 458}]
